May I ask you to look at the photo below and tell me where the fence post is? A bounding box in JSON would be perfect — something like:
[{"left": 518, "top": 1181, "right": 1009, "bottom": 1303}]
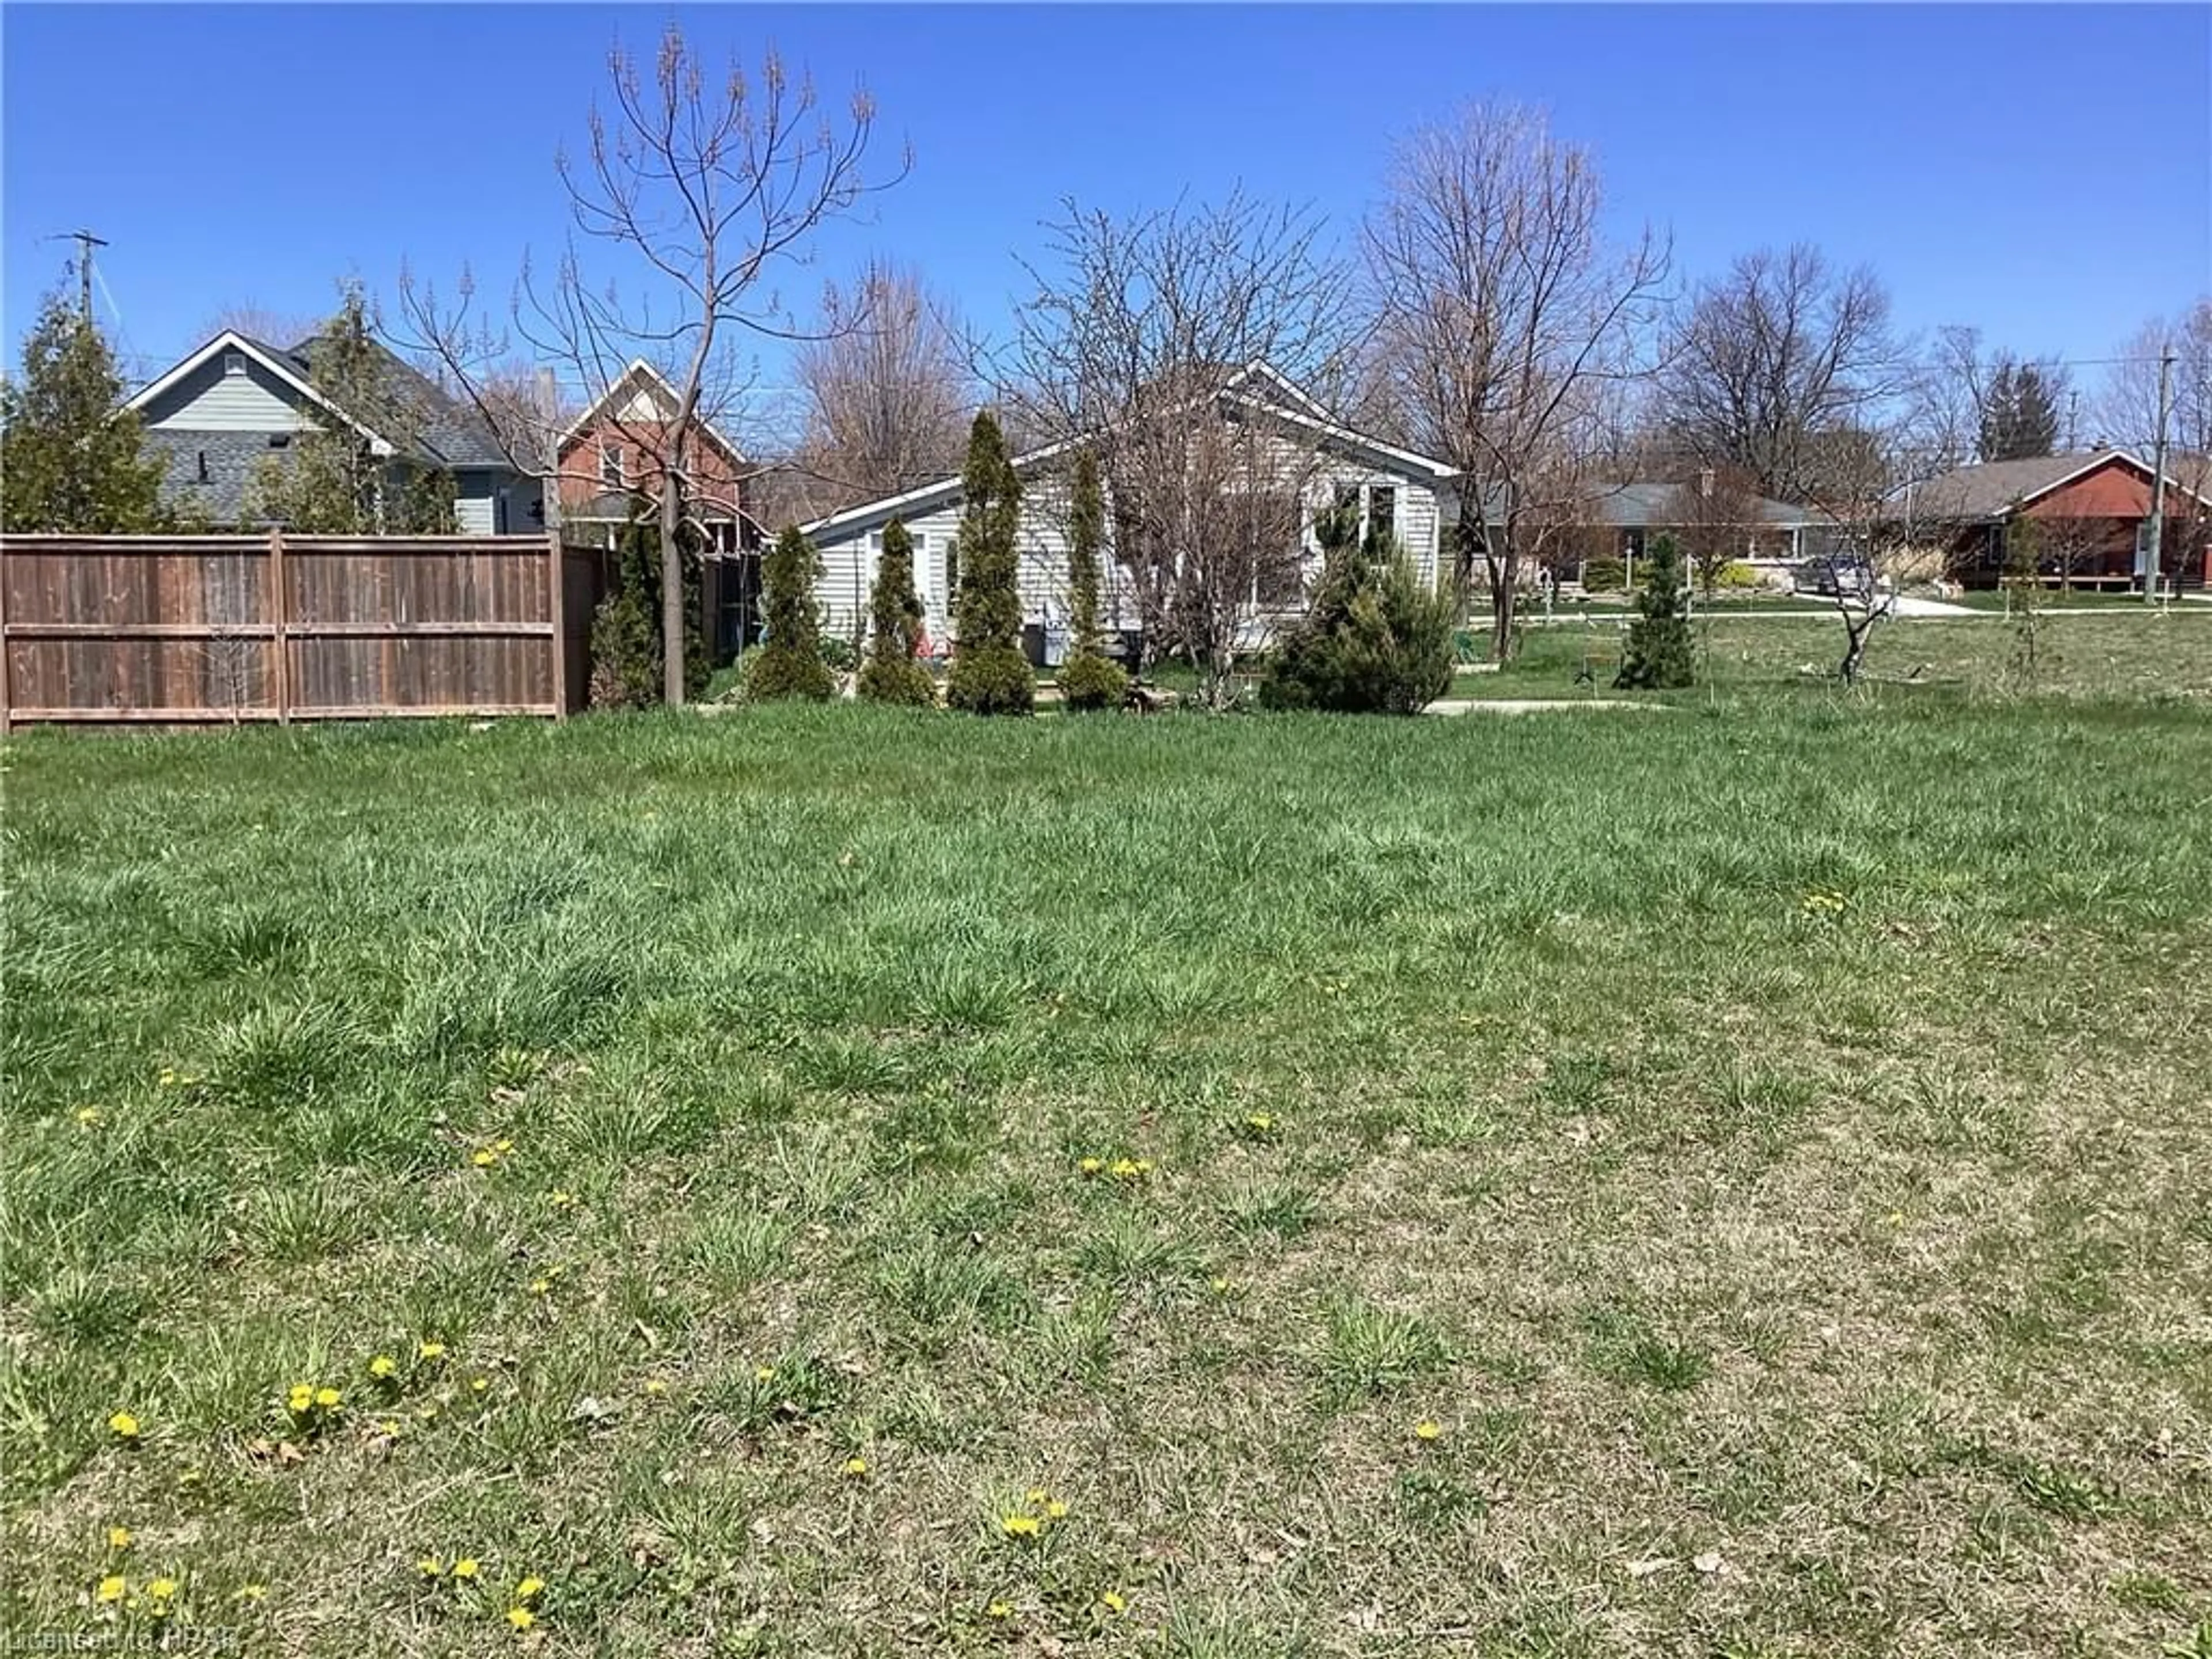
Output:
[
  {"left": 547, "top": 529, "right": 569, "bottom": 721},
  {"left": 0, "top": 537, "right": 12, "bottom": 738},
  {"left": 268, "top": 527, "right": 291, "bottom": 725}
]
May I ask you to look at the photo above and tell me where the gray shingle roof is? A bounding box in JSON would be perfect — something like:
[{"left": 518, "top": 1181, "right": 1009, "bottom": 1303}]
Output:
[
  {"left": 145, "top": 429, "right": 274, "bottom": 527},
  {"left": 1908, "top": 450, "right": 2138, "bottom": 520},
  {"left": 281, "top": 332, "right": 512, "bottom": 471},
  {"left": 1583, "top": 481, "right": 1815, "bottom": 528}
]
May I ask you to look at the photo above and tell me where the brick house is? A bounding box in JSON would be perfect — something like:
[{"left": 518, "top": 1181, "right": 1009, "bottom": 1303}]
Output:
[
  {"left": 1907, "top": 449, "right": 2211, "bottom": 590},
  {"left": 553, "top": 360, "right": 764, "bottom": 658}
]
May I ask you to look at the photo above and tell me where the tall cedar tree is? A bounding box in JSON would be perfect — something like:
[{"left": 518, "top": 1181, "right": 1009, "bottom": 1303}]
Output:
[
  {"left": 858, "top": 517, "right": 936, "bottom": 705},
  {"left": 1056, "top": 449, "right": 1129, "bottom": 711},
  {"left": 945, "top": 411, "right": 1034, "bottom": 715},
  {"left": 1261, "top": 502, "right": 1454, "bottom": 714},
  {"left": 588, "top": 508, "right": 664, "bottom": 709},
  {"left": 746, "top": 525, "right": 835, "bottom": 700},
  {"left": 1615, "top": 533, "right": 1695, "bottom": 689},
  {"left": 1, "top": 289, "right": 172, "bottom": 532},
  {"left": 244, "top": 287, "right": 456, "bottom": 533}
]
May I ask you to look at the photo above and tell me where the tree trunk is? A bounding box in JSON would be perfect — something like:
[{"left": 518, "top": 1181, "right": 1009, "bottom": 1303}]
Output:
[
  {"left": 660, "top": 482, "right": 684, "bottom": 706},
  {"left": 1490, "top": 577, "right": 1518, "bottom": 663}
]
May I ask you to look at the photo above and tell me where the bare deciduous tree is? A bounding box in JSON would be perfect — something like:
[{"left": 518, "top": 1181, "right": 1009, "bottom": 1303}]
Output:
[
  {"left": 1662, "top": 464, "right": 1768, "bottom": 598},
  {"left": 793, "top": 260, "right": 971, "bottom": 514},
  {"left": 397, "top": 23, "right": 903, "bottom": 703},
  {"left": 996, "top": 190, "right": 1359, "bottom": 705},
  {"left": 198, "top": 303, "right": 323, "bottom": 349},
  {"left": 1363, "top": 100, "right": 1669, "bottom": 660},
  {"left": 1660, "top": 244, "right": 1907, "bottom": 505},
  {"left": 2102, "top": 299, "right": 2212, "bottom": 592}
]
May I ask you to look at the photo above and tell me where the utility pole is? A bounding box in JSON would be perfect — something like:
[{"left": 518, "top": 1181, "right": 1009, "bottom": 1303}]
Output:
[
  {"left": 67, "top": 229, "right": 107, "bottom": 323},
  {"left": 2145, "top": 348, "right": 2174, "bottom": 604}
]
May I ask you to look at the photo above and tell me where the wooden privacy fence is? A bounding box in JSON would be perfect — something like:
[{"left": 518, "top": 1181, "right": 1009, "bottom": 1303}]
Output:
[{"left": 0, "top": 532, "right": 604, "bottom": 729}]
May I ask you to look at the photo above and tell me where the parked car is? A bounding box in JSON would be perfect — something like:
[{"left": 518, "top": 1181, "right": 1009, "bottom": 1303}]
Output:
[{"left": 1791, "top": 554, "right": 1879, "bottom": 600}]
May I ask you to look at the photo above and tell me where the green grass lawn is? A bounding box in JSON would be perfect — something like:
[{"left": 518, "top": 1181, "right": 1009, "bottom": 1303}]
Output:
[
  {"left": 5, "top": 692, "right": 2211, "bottom": 1657},
  {"left": 1457, "top": 609, "right": 2212, "bottom": 704}
]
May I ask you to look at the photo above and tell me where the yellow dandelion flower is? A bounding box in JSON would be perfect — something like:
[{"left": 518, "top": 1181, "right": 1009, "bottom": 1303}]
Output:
[
  {"left": 527, "top": 1278, "right": 551, "bottom": 1296},
  {"left": 377, "top": 1418, "right": 402, "bottom": 1437},
  {"left": 986, "top": 1600, "right": 1013, "bottom": 1619},
  {"left": 107, "top": 1411, "right": 141, "bottom": 1440},
  {"left": 417, "top": 1557, "right": 445, "bottom": 1578},
  {"left": 451, "top": 1558, "right": 479, "bottom": 1580},
  {"left": 107, "top": 1526, "right": 132, "bottom": 1551},
  {"left": 642, "top": 1378, "right": 667, "bottom": 1397},
  {"left": 369, "top": 1355, "right": 397, "bottom": 1379},
  {"left": 1099, "top": 1589, "right": 1128, "bottom": 1615},
  {"left": 1414, "top": 1419, "right": 1442, "bottom": 1442},
  {"left": 471, "top": 1148, "right": 498, "bottom": 1168},
  {"left": 1108, "top": 1158, "right": 1138, "bottom": 1179},
  {"left": 752, "top": 1365, "right": 774, "bottom": 1383},
  {"left": 1078, "top": 1157, "right": 1104, "bottom": 1176},
  {"left": 514, "top": 1576, "right": 546, "bottom": 1603},
  {"left": 494, "top": 1138, "right": 514, "bottom": 1154},
  {"left": 236, "top": 1584, "right": 268, "bottom": 1604},
  {"left": 146, "top": 1578, "right": 178, "bottom": 1601},
  {"left": 470, "top": 1377, "right": 489, "bottom": 1393},
  {"left": 506, "top": 1605, "right": 535, "bottom": 1631},
  {"left": 1211, "top": 1277, "right": 1232, "bottom": 1294},
  {"left": 75, "top": 1105, "right": 104, "bottom": 1127},
  {"left": 417, "top": 1340, "right": 447, "bottom": 1362},
  {"left": 1044, "top": 1499, "right": 1069, "bottom": 1520},
  {"left": 314, "top": 1387, "right": 342, "bottom": 1411},
  {"left": 549, "top": 1191, "right": 577, "bottom": 1209},
  {"left": 158, "top": 1067, "right": 178, "bottom": 1086},
  {"left": 843, "top": 1456, "right": 868, "bottom": 1478},
  {"left": 999, "top": 1514, "right": 1041, "bottom": 1539},
  {"left": 96, "top": 1575, "right": 128, "bottom": 1604},
  {"left": 286, "top": 1385, "right": 314, "bottom": 1413},
  {"left": 1025, "top": 1487, "right": 1049, "bottom": 1505},
  {"left": 1246, "top": 1113, "right": 1275, "bottom": 1132},
  {"left": 1134, "top": 1158, "right": 1153, "bottom": 1174}
]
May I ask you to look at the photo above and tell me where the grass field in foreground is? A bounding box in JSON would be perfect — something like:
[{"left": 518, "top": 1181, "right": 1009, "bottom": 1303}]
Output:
[{"left": 4, "top": 698, "right": 2210, "bottom": 1658}]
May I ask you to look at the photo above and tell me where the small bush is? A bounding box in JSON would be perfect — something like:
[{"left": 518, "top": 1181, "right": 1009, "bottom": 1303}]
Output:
[
  {"left": 1263, "top": 512, "right": 1453, "bottom": 716},
  {"left": 586, "top": 587, "right": 660, "bottom": 710},
  {"left": 1582, "top": 557, "right": 1627, "bottom": 592},
  {"left": 945, "top": 646, "right": 1035, "bottom": 716},
  {"left": 1718, "top": 559, "right": 1762, "bottom": 590},
  {"left": 1615, "top": 533, "right": 1694, "bottom": 690},
  {"left": 1058, "top": 650, "right": 1128, "bottom": 713},
  {"left": 820, "top": 635, "right": 860, "bottom": 674},
  {"left": 748, "top": 527, "right": 835, "bottom": 703}
]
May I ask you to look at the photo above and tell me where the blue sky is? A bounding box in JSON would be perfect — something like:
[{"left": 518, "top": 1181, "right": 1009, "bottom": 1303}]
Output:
[{"left": 4, "top": 2, "right": 2207, "bottom": 430}]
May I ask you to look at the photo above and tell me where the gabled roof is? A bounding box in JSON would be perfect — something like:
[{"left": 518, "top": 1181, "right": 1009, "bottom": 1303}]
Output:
[
  {"left": 126, "top": 330, "right": 398, "bottom": 457},
  {"left": 555, "top": 359, "right": 747, "bottom": 468},
  {"left": 797, "top": 364, "right": 1456, "bottom": 543},
  {"left": 1584, "top": 480, "right": 1817, "bottom": 529},
  {"left": 126, "top": 326, "right": 516, "bottom": 471},
  {"left": 1908, "top": 448, "right": 2212, "bottom": 520}
]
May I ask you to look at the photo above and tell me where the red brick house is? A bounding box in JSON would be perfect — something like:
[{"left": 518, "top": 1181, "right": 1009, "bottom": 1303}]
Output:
[
  {"left": 553, "top": 360, "right": 764, "bottom": 657},
  {"left": 1909, "top": 449, "right": 2211, "bottom": 590}
]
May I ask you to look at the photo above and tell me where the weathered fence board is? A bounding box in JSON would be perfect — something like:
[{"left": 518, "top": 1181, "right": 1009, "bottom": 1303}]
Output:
[{"left": 0, "top": 533, "right": 601, "bottom": 730}]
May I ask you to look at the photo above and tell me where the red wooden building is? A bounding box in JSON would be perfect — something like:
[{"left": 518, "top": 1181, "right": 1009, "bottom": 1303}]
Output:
[{"left": 1912, "top": 449, "right": 2211, "bottom": 590}]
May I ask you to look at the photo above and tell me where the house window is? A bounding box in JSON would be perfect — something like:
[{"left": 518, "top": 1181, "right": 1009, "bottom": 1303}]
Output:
[
  {"left": 600, "top": 444, "right": 625, "bottom": 488},
  {"left": 1368, "top": 486, "right": 1397, "bottom": 548},
  {"left": 222, "top": 350, "right": 247, "bottom": 377}
]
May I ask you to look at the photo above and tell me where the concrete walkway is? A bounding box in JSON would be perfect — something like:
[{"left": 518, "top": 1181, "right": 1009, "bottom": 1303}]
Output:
[{"left": 1425, "top": 697, "right": 1669, "bottom": 716}]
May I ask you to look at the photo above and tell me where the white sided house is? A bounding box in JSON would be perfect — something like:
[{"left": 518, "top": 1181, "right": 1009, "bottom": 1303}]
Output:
[
  {"left": 128, "top": 329, "right": 540, "bottom": 533},
  {"left": 799, "top": 365, "right": 1458, "bottom": 661}
]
